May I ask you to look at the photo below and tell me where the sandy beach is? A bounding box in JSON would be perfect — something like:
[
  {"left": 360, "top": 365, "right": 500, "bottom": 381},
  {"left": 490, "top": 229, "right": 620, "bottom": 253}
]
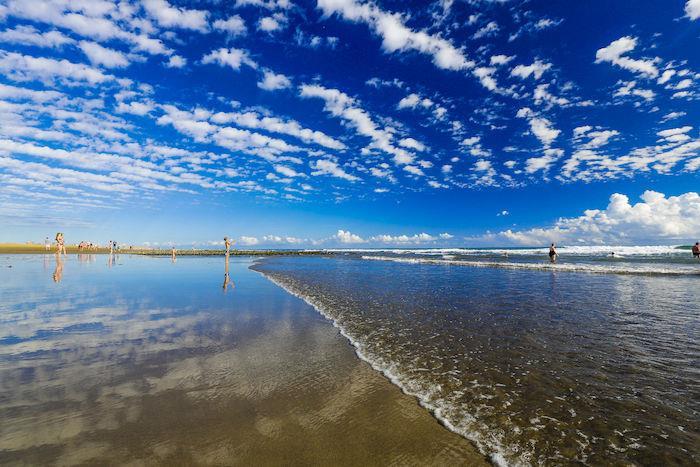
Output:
[{"left": 0, "top": 254, "right": 485, "bottom": 466}]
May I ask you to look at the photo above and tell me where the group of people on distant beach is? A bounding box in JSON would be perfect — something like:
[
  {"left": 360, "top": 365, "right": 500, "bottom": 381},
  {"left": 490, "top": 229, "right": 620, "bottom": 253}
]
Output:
[
  {"left": 44, "top": 232, "right": 240, "bottom": 287},
  {"left": 45, "top": 234, "right": 117, "bottom": 255}
]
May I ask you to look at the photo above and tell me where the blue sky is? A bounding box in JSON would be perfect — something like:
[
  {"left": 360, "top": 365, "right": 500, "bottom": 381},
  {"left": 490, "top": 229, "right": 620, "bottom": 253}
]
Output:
[{"left": 0, "top": 0, "right": 699, "bottom": 247}]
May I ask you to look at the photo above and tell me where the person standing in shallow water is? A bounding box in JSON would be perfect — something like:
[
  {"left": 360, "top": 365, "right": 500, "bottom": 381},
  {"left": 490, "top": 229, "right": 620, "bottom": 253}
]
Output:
[
  {"left": 55, "top": 232, "right": 66, "bottom": 256},
  {"left": 692, "top": 242, "right": 700, "bottom": 260},
  {"left": 549, "top": 243, "right": 557, "bottom": 263},
  {"left": 224, "top": 237, "right": 232, "bottom": 256}
]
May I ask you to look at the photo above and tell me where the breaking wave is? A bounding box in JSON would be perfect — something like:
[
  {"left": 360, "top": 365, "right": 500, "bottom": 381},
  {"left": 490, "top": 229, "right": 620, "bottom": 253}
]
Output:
[
  {"left": 320, "top": 245, "right": 687, "bottom": 257},
  {"left": 361, "top": 255, "right": 700, "bottom": 276}
]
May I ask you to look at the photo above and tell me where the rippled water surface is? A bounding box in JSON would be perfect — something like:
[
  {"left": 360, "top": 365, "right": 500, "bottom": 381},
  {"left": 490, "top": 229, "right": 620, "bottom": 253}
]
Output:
[{"left": 255, "top": 255, "right": 700, "bottom": 465}]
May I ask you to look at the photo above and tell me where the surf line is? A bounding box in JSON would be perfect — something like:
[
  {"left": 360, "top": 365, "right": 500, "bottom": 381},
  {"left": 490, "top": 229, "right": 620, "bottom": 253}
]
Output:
[
  {"left": 361, "top": 255, "right": 700, "bottom": 276},
  {"left": 250, "top": 263, "right": 516, "bottom": 467}
]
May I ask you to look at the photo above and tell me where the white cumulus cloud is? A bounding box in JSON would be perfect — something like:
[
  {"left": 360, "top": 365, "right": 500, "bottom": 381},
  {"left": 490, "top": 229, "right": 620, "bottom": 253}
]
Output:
[
  {"left": 0, "top": 25, "right": 74, "bottom": 48},
  {"left": 258, "top": 16, "right": 282, "bottom": 32},
  {"left": 214, "top": 15, "right": 247, "bottom": 36},
  {"left": 239, "top": 236, "right": 260, "bottom": 246},
  {"left": 142, "top": 0, "right": 209, "bottom": 32},
  {"left": 510, "top": 60, "right": 551, "bottom": 80},
  {"left": 489, "top": 191, "right": 700, "bottom": 245},
  {"left": 78, "top": 41, "right": 129, "bottom": 68},
  {"left": 310, "top": 159, "right": 359, "bottom": 181},
  {"left": 202, "top": 47, "right": 257, "bottom": 70},
  {"left": 300, "top": 83, "right": 416, "bottom": 165},
  {"left": 334, "top": 229, "right": 365, "bottom": 244},
  {"left": 317, "top": 0, "right": 472, "bottom": 71},
  {"left": 258, "top": 69, "right": 292, "bottom": 91},
  {"left": 595, "top": 36, "right": 659, "bottom": 78},
  {"left": 516, "top": 108, "right": 560, "bottom": 147}
]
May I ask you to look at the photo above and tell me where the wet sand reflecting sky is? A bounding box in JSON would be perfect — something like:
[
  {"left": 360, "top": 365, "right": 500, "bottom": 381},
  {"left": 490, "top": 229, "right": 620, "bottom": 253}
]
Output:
[{"left": 0, "top": 254, "right": 484, "bottom": 465}]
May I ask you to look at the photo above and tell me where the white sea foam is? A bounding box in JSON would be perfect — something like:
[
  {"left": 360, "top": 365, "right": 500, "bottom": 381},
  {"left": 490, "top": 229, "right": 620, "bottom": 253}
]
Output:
[
  {"left": 252, "top": 265, "right": 522, "bottom": 466},
  {"left": 361, "top": 255, "right": 700, "bottom": 276},
  {"left": 317, "top": 245, "right": 687, "bottom": 257}
]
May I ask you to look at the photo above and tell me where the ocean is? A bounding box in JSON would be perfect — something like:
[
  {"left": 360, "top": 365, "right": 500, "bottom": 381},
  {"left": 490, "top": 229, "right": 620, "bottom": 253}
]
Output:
[{"left": 254, "top": 246, "right": 700, "bottom": 465}]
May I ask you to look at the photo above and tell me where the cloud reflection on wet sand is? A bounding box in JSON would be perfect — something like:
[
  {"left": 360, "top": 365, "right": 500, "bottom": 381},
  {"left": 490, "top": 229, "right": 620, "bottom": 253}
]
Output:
[{"left": 0, "top": 255, "right": 485, "bottom": 465}]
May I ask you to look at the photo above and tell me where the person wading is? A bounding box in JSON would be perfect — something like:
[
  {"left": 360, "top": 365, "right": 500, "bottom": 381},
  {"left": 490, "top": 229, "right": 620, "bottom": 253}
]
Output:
[{"left": 55, "top": 232, "right": 66, "bottom": 256}]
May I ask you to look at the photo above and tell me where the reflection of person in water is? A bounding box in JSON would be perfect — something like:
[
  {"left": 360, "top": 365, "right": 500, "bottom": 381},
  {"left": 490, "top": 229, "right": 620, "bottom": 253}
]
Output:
[
  {"left": 222, "top": 256, "right": 234, "bottom": 292},
  {"left": 53, "top": 254, "right": 64, "bottom": 282}
]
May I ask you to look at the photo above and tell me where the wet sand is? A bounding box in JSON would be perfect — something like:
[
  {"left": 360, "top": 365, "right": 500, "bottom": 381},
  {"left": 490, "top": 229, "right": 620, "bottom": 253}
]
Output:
[{"left": 0, "top": 255, "right": 485, "bottom": 465}]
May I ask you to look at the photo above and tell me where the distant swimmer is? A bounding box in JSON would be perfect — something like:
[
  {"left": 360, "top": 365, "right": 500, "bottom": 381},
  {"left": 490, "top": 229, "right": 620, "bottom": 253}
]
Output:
[
  {"left": 224, "top": 236, "right": 231, "bottom": 255},
  {"left": 693, "top": 242, "right": 700, "bottom": 260},
  {"left": 610, "top": 252, "right": 615, "bottom": 257},
  {"left": 44, "top": 236, "right": 50, "bottom": 251},
  {"left": 549, "top": 243, "right": 557, "bottom": 263}
]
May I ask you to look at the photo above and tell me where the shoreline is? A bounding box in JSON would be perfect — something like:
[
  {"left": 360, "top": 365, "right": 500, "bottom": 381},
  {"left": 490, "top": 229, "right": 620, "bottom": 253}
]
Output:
[
  {"left": 251, "top": 260, "right": 498, "bottom": 466},
  {"left": 250, "top": 255, "right": 700, "bottom": 465}
]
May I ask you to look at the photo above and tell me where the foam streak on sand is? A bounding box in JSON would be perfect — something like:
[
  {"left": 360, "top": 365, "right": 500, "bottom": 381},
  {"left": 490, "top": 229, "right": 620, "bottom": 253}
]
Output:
[
  {"left": 361, "top": 255, "right": 700, "bottom": 276},
  {"left": 254, "top": 266, "right": 514, "bottom": 466}
]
